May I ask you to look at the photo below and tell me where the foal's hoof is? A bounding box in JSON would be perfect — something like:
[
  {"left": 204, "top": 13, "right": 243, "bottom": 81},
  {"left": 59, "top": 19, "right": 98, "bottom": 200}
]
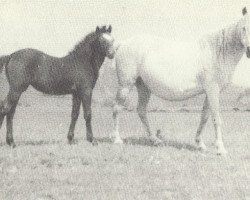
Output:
[
  {"left": 7, "top": 141, "right": 16, "bottom": 148},
  {"left": 6, "top": 138, "right": 16, "bottom": 148},
  {"left": 87, "top": 137, "right": 98, "bottom": 146},
  {"left": 91, "top": 138, "right": 98, "bottom": 146},
  {"left": 68, "top": 139, "right": 76, "bottom": 145},
  {"left": 150, "top": 136, "right": 164, "bottom": 146},
  {"left": 67, "top": 135, "right": 74, "bottom": 145}
]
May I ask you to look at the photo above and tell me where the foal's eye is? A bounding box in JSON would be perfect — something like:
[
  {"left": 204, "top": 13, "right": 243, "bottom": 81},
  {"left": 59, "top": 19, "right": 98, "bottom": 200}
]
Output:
[{"left": 243, "top": 27, "right": 246, "bottom": 32}]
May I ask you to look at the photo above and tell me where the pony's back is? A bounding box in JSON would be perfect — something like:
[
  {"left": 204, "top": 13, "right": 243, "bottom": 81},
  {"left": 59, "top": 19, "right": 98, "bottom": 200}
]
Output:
[{"left": 115, "top": 34, "right": 202, "bottom": 84}]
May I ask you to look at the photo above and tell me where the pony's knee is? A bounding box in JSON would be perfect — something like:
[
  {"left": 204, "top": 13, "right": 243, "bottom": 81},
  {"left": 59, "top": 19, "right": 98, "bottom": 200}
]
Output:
[{"left": 116, "top": 88, "right": 130, "bottom": 103}]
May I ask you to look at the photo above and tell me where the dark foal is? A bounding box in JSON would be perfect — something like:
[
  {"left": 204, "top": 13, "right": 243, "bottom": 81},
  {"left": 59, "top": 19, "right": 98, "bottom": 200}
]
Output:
[{"left": 0, "top": 25, "right": 115, "bottom": 147}]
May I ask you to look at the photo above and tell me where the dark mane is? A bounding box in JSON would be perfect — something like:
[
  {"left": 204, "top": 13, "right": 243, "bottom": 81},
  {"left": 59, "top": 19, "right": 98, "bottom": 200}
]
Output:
[{"left": 68, "top": 31, "right": 97, "bottom": 58}]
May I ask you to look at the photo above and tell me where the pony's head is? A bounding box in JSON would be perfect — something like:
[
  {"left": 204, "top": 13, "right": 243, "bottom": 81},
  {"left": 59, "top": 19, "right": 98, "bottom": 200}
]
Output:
[
  {"left": 240, "top": 7, "right": 250, "bottom": 58},
  {"left": 95, "top": 25, "right": 115, "bottom": 59}
]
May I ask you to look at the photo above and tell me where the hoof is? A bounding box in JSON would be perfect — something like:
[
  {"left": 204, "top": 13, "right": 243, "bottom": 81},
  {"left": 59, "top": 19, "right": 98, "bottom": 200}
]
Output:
[
  {"left": 150, "top": 136, "right": 164, "bottom": 146},
  {"left": 217, "top": 148, "right": 228, "bottom": 156},
  {"left": 8, "top": 142, "right": 16, "bottom": 148},
  {"left": 215, "top": 141, "right": 227, "bottom": 155},
  {"left": 6, "top": 139, "right": 16, "bottom": 148},
  {"left": 197, "top": 144, "right": 207, "bottom": 152},
  {"left": 91, "top": 139, "right": 98, "bottom": 146},
  {"left": 195, "top": 140, "right": 207, "bottom": 152},
  {"left": 67, "top": 135, "right": 74, "bottom": 144},
  {"left": 68, "top": 139, "right": 76, "bottom": 145},
  {"left": 114, "top": 138, "right": 123, "bottom": 144}
]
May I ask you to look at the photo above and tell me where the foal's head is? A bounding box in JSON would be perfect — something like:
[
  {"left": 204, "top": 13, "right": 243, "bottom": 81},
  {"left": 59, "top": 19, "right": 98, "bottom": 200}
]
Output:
[
  {"left": 94, "top": 25, "right": 115, "bottom": 59},
  {"left": 240, "top": 7, "right": 250, "bottom": 58}
]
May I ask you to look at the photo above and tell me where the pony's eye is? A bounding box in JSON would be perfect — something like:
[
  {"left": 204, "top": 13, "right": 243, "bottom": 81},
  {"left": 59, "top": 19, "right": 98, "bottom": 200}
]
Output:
[{"left": 243, "top": 27, "right": 246, "bottom": 32}]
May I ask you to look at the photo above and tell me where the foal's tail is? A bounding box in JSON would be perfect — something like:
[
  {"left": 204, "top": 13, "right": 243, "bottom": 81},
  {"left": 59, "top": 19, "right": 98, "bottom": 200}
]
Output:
[{"left": 0, "top": 55, "right": 11, "bottom": 74}]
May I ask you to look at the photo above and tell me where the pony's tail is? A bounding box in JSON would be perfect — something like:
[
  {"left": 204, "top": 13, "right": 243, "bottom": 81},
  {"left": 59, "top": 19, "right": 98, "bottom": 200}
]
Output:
[{"left": 0, "top": 55, "right": 11, "bottom": 74}]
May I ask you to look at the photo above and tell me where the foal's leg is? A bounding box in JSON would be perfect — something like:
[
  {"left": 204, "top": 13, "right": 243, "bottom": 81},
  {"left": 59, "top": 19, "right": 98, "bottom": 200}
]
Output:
[
  {"left": 0, "top": 89, "right": 22, "bottom": 147},
  {"left": 195, "top": 97, "right": 209, "bottom": 151},
  {"left": 206, "top": 84, "right": 227, "bottom": 155},
  {"left": 67, "top": 92, "right": 81, "bottom": 144},
  {"left": 0, "top": 113, "right": 5, "bottom": 129},
  {"left": 136, "top": 77, "right": 163, "bottom": 145},
  {"left": 81, "top": 89, "right": 97, "bottom": 145},
  {"left": 6, "top": 102, "right": 18, "bottom": 147}
]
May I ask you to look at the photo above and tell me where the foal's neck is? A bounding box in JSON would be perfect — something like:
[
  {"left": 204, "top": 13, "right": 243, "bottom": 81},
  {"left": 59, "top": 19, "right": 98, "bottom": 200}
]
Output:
[{"left": 67, "top": 41, "right": 105, "bottom": 76}]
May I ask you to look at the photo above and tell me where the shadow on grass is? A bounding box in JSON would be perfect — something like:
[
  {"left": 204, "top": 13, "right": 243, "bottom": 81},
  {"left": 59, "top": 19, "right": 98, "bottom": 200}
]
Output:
[
  {"left": 97, "top": 136, "right": 197, "bottom": 152},
  {"left": 0, "top": 138, "right": 81, "bottom": 147},
  {"left": 19, "top": 140, "right": 62, "bottom": 146},
  {"left": 0, "top": 137, "right": 197, "bottom": 152}
]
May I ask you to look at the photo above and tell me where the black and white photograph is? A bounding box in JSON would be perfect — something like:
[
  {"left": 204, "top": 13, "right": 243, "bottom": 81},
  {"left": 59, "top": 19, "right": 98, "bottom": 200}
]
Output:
[{"left": 0, "top": 0, "right": 249, "bottom": 199}]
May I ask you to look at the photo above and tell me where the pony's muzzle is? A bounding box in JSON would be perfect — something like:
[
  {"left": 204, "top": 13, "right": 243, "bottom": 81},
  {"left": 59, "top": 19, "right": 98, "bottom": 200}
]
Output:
[{"left": 247, "top": 47, "right": 250, "bottom": 58}]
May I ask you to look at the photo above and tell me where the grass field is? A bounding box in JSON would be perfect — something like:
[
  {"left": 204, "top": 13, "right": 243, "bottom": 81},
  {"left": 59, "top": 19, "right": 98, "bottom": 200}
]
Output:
[
  {"left": 0, "top": 100, "right": 249, "bottom": 200},
  {"left": 0, "top": 62, "right": 250, "bottom": 199}
]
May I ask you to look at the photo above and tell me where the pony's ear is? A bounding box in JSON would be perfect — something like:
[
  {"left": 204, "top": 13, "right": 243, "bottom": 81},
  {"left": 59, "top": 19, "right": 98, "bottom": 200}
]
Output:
[
  {"left": 96, "top": 26, "right": 100, "bottom": 33},
  {"left": 242, "top": 7, "right": 247, "bottom": 16},
  {"left": 107, "top": 25, "right": 112, "bottom": 33}
]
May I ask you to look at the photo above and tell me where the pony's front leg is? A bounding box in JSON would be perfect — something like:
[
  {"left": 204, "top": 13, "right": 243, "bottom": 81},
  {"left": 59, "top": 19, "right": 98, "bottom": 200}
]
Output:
[
  {"left": 112, "top": 103, "right": 124, "bottom": 144},
  {"left": 206, "top": 84, "right": 227, "bottom": 155},
  {"left": 195, "top": 97, "right": 209, "bottom": 151},
  {"left": 112, "top": 87, "right": 131, "bottom": 144}
]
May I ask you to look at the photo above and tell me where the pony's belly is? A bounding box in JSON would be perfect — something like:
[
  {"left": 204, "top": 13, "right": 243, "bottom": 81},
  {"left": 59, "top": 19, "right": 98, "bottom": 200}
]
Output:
[
  {"left": 31, "top": 78, "right": 74, "bottom": 95},
  {"left": 150, "top": 84, "right": 204, "bottom": 101},
  {"left": 140, "top": 50, "right": 204, "bottom": 100},
  {"left": 141, "top": 71, "right": 204, "bottom": 101}
]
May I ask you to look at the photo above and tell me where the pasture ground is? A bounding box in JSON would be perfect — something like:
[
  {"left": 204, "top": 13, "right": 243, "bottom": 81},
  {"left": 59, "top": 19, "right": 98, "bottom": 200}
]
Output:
[{"left": 0, "top": 100, "right": 249, "bottom": 200}]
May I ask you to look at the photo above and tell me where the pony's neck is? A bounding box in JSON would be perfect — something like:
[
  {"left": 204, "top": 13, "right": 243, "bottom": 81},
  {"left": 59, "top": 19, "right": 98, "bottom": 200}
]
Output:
[{"left": 214, "top": 19, "right": 245, "bottom": 65}]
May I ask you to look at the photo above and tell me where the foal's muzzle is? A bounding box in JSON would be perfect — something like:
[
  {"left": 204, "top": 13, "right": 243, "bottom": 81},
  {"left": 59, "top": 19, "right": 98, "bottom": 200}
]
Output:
[
  {"left": 107, "top": 50, "right": 115, "bottom": 59},
  {"left": 247, "top": 47, "right": 250, "bottom": 58}
]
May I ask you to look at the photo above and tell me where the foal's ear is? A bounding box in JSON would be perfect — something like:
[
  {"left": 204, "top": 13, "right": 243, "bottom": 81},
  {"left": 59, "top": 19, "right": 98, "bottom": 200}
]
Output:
[
  {"left": 96, "top": 26, "right": 100, "bottom": 33},
  {"left": 242, "top": 7, "right": 247, "bottom": 16},
  {"left": 107, "top": 25, "right": 112, "bottom": 33}
]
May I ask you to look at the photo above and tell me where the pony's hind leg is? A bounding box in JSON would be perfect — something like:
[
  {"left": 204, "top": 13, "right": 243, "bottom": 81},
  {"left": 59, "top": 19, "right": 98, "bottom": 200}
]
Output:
[
  {"left": 0, "top": 89, "right": 22, "bottom": 147},
  {"left": 136, "top": 77, "right": 163, "bottom": 145},
  {"left": 206, "top": 84, "right": 227, "bottom": 155},
  {"left": 67, "top": 92, "right": 81, "bottom": 144},
  {"left": 195, "top": 96, "right": 209, "bottom": 151}
]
